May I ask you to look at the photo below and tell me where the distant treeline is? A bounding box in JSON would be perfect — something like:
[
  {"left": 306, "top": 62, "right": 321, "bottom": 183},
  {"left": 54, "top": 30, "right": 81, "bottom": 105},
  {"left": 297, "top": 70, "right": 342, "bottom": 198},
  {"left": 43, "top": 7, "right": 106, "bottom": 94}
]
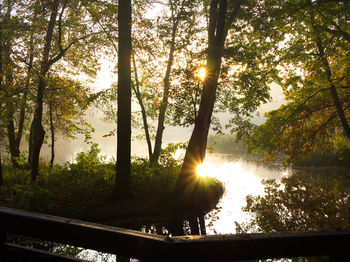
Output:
[
  {"left": 208, "top": 134, "right": 350, "bottom": 167},
  {"left": 207, "top": 134, "right": 247, "bottom": 156}
]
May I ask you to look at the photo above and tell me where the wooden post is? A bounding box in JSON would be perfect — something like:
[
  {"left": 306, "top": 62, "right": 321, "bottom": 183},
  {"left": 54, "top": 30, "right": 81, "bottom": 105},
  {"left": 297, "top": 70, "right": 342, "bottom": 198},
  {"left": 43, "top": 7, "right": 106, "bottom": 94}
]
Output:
[{"left": 0, "top": 229, "right": 7, "bottom": 261}]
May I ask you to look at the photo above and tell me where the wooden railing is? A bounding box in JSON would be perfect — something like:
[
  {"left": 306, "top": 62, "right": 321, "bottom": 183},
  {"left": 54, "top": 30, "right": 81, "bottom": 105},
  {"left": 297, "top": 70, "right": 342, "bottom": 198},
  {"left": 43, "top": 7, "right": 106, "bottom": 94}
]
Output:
[{"left": 0, "top": 206, "right": 349, "bottom": 261}]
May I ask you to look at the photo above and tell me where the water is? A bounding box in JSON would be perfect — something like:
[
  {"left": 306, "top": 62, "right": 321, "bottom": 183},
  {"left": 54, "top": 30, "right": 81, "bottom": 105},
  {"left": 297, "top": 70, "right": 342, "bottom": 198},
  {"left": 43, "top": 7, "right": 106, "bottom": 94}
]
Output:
[
  {"left": 199, "top": 154, "right": 290, "bottom": 234},
  {"left": 77, "top": 154, "right": 291, "bottom": 261}
]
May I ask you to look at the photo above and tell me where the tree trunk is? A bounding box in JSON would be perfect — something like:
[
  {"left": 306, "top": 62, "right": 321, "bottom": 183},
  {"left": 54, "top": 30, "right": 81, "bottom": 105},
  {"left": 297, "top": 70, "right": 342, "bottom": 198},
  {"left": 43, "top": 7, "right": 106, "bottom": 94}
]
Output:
[
  {"left": 3, "top": 2, "right": 19, "bottom": 168},
  {"left": 0, "top": 7, "right": 3, "bottom": 187},
  {"left": 313, "top": 23, "right": 350, "bottom": 140},
  {"left": 49, "top": 103, "right": 55, "bottom": 168},
  {"left": 0, "top": 152, "right": 3, "bottom": 186},
  {"left": 114, "top": 0, "right": 132, "bottom": 199},
  {"left": 131, "top": 54, "right": 153, "bottom": 160},
  {"left": 175, "top": 0, "right": 229, "bottom": 191},
  {"left": 7, "top": 120, "right": 20, "bottom": 167},
  {"left": 151, "top": 5, "right": 182, "bottom": 164},
  {"left": 29, "top": 79, "right": 46, "bottom": 182},
  {"left": 29, "top": 0, "right": 59, "bottom": 182},
  {"left": 5, "top": 6, "right": 35, "bottom": 168},
  {"left": 6, "top": 43, "right": 33, "bottom": 168}
]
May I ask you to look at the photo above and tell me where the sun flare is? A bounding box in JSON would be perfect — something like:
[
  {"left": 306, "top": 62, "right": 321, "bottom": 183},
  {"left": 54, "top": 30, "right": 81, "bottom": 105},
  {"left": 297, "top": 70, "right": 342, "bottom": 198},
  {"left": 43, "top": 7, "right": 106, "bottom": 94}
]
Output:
[
  {"left": 196, "top": 162, "right": 216, "bottom": 177},
  {"left": 196, "top": 67, "right": 206, "bottom": 81}
]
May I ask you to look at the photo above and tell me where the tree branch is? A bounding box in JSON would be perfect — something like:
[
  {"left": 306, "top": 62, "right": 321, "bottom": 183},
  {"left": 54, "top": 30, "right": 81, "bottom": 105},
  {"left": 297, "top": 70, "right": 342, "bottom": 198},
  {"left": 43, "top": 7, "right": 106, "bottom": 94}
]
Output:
[
  {"left": 223, "top": 0, "right": 242, "bottom": 39},
  {"left": 57, "top": 0, "right": 68, "bottom": 53},
  {"left": 286, "top": 88, "right": 329, "bottom": 121}
]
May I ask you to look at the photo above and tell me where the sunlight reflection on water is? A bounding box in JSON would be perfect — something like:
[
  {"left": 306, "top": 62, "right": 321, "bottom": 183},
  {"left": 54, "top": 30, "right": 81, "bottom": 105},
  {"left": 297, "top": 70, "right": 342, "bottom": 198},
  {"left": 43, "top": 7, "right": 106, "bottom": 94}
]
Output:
[
  {"left": 79, "top": 155, "right": 291, "bottom": 261},
  {"left": 202, "top": 155, "right": 290, "bottom": 234}
]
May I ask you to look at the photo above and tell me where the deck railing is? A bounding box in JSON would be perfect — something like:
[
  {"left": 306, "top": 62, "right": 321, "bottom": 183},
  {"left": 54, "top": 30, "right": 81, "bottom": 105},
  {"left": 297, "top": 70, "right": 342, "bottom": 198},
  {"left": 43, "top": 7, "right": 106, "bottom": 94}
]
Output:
[{"left": 0, "top": 206, "right": 349, "bottom": 261}]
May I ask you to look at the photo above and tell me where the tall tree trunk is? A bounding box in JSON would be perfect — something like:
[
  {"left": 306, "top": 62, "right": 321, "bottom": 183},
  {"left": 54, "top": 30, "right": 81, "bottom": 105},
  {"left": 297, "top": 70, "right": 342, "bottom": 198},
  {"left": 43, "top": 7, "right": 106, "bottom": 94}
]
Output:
[
  {"left": 312, "top": 18, "right": 350, "bottom": 140},
  {"left": 114, "top": 0, "right": 132, "bottom": 199},
  {"left": 3, "top": 1, "right": 19, "bottom": 167},
  {"left": 0, "top": 149, "right": 3, "bottom": 186},
  {"left": 29, "top": 0, "right": 59, "bottom": 182},
  {"left": 175, "top": 0, "right": 235, "bottom": 192},
  {"left": 6, "top": 39, "right": 33, "bottom": 168},
  {"left": 132, "top": 54, "right": 153, "bottom": 160},
  {"left": 29, "top": 79, "right": 47, "bottom": 182},
  {"left": 151, "top": 17, "right": 179, "bottom": 164},
  {"left": 316, "top": 41, "right": 350, "bottom": 140},
  {"left": 0, "top": 5, "right": 3, "bottom": 187},
  {"left": 7, "top": 120, "right": 20, "bottom": 167},
  {"left": 49, "top": 103, "right": 55, "bottom": 168}
]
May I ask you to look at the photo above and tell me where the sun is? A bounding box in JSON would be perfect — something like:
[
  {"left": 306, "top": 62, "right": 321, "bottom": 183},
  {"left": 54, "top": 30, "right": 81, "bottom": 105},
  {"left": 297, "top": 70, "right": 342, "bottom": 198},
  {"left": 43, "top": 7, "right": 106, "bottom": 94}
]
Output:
[
  {"left": 196, "top": 162, "right": 215, "bottom": 177},
  {"left": 196, "top": 67, "right": 206, "bottom": 81}
]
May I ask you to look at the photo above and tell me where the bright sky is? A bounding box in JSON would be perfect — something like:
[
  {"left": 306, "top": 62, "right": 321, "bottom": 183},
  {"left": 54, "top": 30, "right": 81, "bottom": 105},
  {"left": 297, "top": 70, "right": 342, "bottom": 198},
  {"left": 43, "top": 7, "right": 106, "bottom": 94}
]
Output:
[{"left": 92, "top": 59, "right": 117, "bottom": 92}]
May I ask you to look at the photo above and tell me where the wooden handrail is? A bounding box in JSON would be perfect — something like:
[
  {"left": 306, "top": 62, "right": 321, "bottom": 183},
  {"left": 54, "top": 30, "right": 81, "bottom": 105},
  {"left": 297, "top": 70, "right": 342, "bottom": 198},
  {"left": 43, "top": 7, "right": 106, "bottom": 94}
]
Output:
[{"left": 0, "top": 206, "right": 349, "bottom": 261}]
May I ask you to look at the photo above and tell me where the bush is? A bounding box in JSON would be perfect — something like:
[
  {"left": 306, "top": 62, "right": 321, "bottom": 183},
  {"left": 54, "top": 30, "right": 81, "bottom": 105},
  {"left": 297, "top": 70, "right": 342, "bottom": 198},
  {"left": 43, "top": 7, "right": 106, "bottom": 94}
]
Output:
[{"left": 0, "top": 143, "right": 224, "bottom": 220}]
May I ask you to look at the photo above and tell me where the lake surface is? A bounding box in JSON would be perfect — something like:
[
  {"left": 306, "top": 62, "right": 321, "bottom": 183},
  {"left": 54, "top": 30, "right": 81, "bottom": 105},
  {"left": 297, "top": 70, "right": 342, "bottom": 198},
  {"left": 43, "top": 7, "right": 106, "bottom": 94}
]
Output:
[
  {"left": 202, "top": 154, "right": 290, "bottom": 235},
  {"left": 79, "top": 154, "right": 291, "bottom": 261}
]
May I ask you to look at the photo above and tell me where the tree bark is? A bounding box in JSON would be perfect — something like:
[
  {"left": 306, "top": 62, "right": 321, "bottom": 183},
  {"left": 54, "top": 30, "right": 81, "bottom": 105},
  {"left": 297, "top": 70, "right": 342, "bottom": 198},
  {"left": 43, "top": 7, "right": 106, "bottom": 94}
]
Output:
[
  {"left": 114, "top": 0, "right": 132, "bottom": 199},
  {"left": 5, "top": 5, "right": 35, "bottom": 168},
  {"left": 151, "top": 2, "right": 183, "bottom": 164},
  {"left": 2, "top": 1, "right": 20, "bottom": 168},
  {"left": 49, "top": 103, "right": 55, "bottom": 168},
  {"left": 0, "top": 150, "right": 3, "bottom": 186},
  {"left": 7, "top": 120, "right": 20, "bottom": 167},
  {"left": 29, "top": 0, "right": 59, "bottom": 182},
  {"left": 0, "top": 5, "right": 3, "bottom": 186},
  {"left": 132, "top": 54, "right": 153, "bottom": 160},
  {"left": 175, "top": 0, "right": 237, "bottom": 192},
  {"left": 313, "top": 22, "right": 350, "bottom": 140}
]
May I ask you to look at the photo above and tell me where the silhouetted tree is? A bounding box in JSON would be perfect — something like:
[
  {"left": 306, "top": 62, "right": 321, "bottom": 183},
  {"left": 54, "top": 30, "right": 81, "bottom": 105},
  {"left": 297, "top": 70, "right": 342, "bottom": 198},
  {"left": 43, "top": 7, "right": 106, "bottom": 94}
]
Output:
[
  {"left": 114, "top": 0, "right": 132, "bottom": 199},
  {"left": 176, "top": 0, "right": 242, "bottom": 192}
]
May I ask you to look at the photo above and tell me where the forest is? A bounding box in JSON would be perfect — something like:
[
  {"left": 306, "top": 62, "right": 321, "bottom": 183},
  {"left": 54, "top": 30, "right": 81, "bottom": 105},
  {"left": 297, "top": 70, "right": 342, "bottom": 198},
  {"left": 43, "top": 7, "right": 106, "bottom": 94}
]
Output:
[{"left": 0, "top": 0, "right": 349, "bottom": 253}]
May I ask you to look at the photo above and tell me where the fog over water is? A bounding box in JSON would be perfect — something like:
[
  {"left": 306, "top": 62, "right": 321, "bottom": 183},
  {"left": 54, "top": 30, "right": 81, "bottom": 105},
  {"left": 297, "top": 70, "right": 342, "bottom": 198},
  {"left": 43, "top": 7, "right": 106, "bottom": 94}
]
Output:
[
  {"left": 0, "top": 61, "right": 286, "bottom": 164},
  {"left": 35, "top": 82, "right": 285, "bottom": 164}
]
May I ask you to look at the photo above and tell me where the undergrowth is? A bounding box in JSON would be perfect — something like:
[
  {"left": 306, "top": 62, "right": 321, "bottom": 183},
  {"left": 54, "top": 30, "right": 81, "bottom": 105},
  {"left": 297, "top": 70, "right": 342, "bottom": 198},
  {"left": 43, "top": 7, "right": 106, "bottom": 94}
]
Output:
[{"left": 0, "top": 143, "right": 223, "bottom": 221}]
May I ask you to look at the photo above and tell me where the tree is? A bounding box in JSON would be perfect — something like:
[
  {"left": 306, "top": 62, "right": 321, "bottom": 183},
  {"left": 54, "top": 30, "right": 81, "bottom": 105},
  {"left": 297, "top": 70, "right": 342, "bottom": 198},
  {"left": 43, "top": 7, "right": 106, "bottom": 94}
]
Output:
[
  {"left": 176, "top": 0, "right": 242, "bottom": 191},
  {"left": 237, "top": 173, "right": 350, "bottom": 233},
  {"left": 131, "top": 53, "right": 153, "bottom": 160},
  {"left": 28, "top": 0, "right": 100, "bottom": 182},
  {"left": 241, "top": 0, "right": 350, "bottom": 164},
  {"left": 150, "top": 0, "right": 199, "bottom": 164},
  {"left": 28, "top": 0, "right": 60, "bottom": 182},
  {"left": 0, "top": 151, "right": 3, "bottom": 186},
  {"left": 44, "top": 75, "right": 93, "bottom": 167},
  {"left": 114, "top": 0, "right": 132, "bottom": 199},
  {"left": 0, "top": 1, "right": 5, "bottom": 185},
  {"left": 95, "top": 0, "right": 201, "bottom": 164},
  {"left": 5, "top": 4, "right": 35, "bottom": 168},
  {"left": 0, "top": 0, "right": 28, "bottom": 168}
]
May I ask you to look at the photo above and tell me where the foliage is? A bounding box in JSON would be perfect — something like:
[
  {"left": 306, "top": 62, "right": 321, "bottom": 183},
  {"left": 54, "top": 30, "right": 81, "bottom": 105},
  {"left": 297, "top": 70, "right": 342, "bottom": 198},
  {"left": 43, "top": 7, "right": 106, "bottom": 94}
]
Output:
[
  {"left": 236, "top": 172, "right": 350, "bottom": 234},
  {"left": 44, "top": 75, "right": 94, "bottom": 141},
  {"left": 158, "top": 142, "right": 187, "bottom": 167},
  {"left": 0, "top": 144, "right": 223, "bottom": 219},
  {"left": 235, "top": 171, "right": 350, "bottom": 261},
  {"left": 239, "top": 0, "right": 350, "bottom": 164}
]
